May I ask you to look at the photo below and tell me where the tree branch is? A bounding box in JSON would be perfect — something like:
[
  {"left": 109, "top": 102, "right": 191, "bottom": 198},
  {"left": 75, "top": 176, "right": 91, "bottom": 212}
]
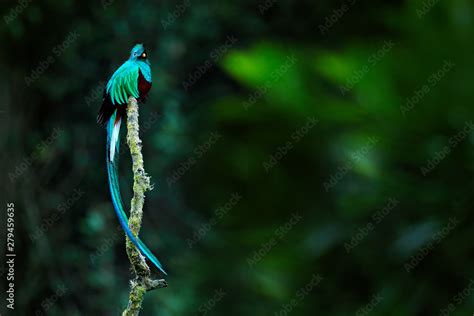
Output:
[{"left": 122, "top": 96, "right": 167, "bottom": 316}]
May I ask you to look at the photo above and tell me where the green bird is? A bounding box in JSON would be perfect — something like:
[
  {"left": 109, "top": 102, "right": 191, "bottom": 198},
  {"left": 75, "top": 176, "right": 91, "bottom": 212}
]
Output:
[{"left": 97, "top": 44, "right": 166, "bottom": 275}]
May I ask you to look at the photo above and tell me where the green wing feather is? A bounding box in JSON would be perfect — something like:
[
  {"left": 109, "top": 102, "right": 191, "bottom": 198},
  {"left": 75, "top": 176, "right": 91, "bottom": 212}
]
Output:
[{"left": 106, "top": 61, "right": 140, "bottom": 105}]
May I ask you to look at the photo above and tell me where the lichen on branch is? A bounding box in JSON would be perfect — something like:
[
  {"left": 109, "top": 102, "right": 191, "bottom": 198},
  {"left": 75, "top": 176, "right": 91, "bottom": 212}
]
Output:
[{"left": 122, "top": 96, "right": 167, "bottom": 316}]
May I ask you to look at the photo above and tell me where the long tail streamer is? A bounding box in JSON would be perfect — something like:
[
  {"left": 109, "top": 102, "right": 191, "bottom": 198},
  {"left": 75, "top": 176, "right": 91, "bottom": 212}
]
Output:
[{"left": 106, "top": 110, "right": 166, "bottom": 275}]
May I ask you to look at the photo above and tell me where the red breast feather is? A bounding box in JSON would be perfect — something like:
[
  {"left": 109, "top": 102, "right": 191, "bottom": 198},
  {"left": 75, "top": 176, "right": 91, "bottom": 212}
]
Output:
[{"left": 138, "top": 69, "right": 152, "bottom": 99}]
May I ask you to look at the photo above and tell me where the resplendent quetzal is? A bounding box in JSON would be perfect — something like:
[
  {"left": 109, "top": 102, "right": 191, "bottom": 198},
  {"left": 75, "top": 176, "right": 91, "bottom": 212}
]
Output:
[{"left": 97, "top": 43, "right": 166, "bottom": 275}]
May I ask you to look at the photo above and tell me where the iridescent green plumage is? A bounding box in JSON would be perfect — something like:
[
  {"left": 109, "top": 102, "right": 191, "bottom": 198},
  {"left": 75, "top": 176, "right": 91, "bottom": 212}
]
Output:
[
  {"left": 97, "top": 43, "right": 152, "bottom": 126},
  {"left": 106, "top": 61, "right": 140, "bottom": 105},
  {"left": 97, "top": 44, "right": 165, "bottom": 275}
]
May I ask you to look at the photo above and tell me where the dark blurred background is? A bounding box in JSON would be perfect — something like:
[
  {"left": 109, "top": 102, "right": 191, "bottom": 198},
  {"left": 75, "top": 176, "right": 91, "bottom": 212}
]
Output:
[{"left": 1, "top": 0, "right": 474, "bottom": 315}]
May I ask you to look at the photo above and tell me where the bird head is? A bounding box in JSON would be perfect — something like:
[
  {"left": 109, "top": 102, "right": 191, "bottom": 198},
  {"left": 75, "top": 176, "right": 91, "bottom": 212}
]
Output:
[{"left": 129, "top": 43, "right": 149, "bottom": 63}]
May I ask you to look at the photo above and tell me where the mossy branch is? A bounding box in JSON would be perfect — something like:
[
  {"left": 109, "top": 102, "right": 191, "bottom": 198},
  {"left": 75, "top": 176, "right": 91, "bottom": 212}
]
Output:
[{"left": 122, "top": 96, "right": 167, "bottom": 316}]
